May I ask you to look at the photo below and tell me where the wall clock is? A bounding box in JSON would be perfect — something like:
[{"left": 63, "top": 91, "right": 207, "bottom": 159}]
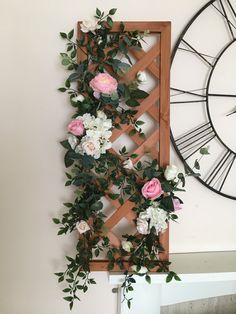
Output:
[{"left": 171, "top": 0, "right": 236, "bottom": 200}]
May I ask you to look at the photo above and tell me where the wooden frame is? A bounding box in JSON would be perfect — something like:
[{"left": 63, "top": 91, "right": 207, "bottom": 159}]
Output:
[{"left": 77, "top": 21, "right": 171, "bottom": 271}]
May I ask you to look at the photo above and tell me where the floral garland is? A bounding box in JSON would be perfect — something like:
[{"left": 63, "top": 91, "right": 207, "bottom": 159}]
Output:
[{"left": 54, "top": 8, "right": 208, "bottom": 310}]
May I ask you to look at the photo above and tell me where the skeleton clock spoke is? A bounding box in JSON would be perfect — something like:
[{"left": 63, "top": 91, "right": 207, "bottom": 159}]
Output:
[
  {"left": 206, "top": 150, "right": 236, "bottom": 191},
  {"left": 175, "top": 123, "right": 216, "bottom": 160},
  {"left": 170, "top": 87, "right": 207, "bottom": 104},
  {"left": 180, "top": 39, "right": 214, "bottom": 67},
  {"left": 212, "top": 0, "right": 236, "bottom": 39}
]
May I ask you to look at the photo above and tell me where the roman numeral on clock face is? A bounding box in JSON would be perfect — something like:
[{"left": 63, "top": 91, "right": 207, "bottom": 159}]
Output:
[
  {"left": 170, "top": 87, "right": 207, "bottom": 104},
  {"left": 205, "top": 149, "right": 236, "bottom": 191},
  {"left": 174, "top": 122, "right": 215, "bottom": 160}
]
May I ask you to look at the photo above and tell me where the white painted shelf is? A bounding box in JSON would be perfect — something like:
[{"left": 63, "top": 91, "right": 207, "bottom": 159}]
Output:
[{"left": 109, "top": 251, "right": 236, "bottom": 314}]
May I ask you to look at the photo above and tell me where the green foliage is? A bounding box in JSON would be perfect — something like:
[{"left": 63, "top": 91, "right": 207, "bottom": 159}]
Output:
[{"left": 53, "top": 7, "right": 198, "bottom": 311}]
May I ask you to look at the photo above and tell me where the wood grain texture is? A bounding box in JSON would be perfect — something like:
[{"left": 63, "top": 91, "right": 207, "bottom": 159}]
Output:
[{"left": 76, "top": 21, "right": 171, "bottom": 271}]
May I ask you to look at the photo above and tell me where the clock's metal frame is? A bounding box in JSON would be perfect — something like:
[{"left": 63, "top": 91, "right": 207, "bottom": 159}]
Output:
[{"left": 171, "top": 0, "right": 236, "bottom": 200}]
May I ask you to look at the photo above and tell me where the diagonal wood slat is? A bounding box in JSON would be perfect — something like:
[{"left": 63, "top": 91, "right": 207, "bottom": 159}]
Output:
[{"left": 77, "top": 21, "right": 171, "bottom": 270}]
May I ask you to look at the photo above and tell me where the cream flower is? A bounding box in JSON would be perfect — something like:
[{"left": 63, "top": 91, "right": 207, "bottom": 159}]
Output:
[
  {"left": 138, "top": 202, "right": 168, "bottom": 234},
  {"left": 123, "top": 158, "right": 134, "bottom": 170},
  {"left": 80, "top": 19, "right": 101, "bottom": 33},
  {"left": 136, "top": 218, "right": 149, "bottom": 235},
  {"left": 82, "top": 113, "right": 96, "bottom": 129},
  {"left": 137, "top": 71, "right": 147, "bottom": 83},
  {"left": 164, "top": 165, "right": 178, "bottom": 181},
  {"left": 76, "top": 220, "right": 90, "bottom": 234},
  {"left": 121, "top": 241, "right": 133, "bottom": 252},
  {"left": 72, "top": 94, "right": 85, "bottom": 102},
  {"left": 97, "top": 110, "right": 107, "bottom": 120},
  {"left": 76, "top": 136, "right": 101, "bottom": 159}
]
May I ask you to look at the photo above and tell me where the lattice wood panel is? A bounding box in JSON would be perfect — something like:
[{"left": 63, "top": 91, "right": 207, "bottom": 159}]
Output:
[{"left": 77, "top": 22, "right": 171, "bottom": 271}]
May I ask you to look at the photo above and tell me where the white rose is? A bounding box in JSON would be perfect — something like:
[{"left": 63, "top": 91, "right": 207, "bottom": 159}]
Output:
[
  {"left": 123, "top": 158, "right": 134, "bottom": 170},
  {"left": 164, "top": 165, "right": 178, "bottom": 181},
  {"left": 137, "top": 71, "right": 147, "bottom": 83},
  {"left": 76, "top": 136, "right": 101, "bottom": 159},
  {"left": 136, "top": 218, "right": 149, "bottom": 235},
  {"left": 68, "top": 135, "right": 78, "bottom": 150},
  {"left": 72, "top": 94, "right": 85, "bottom": 102},
  {"left": 76, "top": 220, "right": 90, "bottom": 234},
  {"left": 121, "top": 241, "right": 133, "bottom": 252},
  {"left": 131, "top": 265, "right": 148, "bottom": 274},
  {"left": 80, "top": 19, "right": 101, "bottom": 33}
]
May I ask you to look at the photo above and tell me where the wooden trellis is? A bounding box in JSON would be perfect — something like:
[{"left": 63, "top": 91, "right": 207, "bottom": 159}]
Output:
[{"left": 77, "top": 22, "right": 171, "bottom": 271}]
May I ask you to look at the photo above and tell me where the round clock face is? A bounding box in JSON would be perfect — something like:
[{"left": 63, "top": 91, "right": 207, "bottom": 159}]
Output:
[{"left": 171, "top": 0, "right": 236, "bottom": 200}]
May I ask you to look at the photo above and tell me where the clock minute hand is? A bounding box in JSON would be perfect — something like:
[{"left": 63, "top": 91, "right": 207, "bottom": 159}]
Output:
[
  {"left": 208, "top": 93, "right": 236, "bottom": 97},
  {"left": 226, "top": 110, "right": 236, "bottom": 117}
]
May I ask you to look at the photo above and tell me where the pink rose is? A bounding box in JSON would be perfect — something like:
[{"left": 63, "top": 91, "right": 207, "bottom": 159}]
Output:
[
  {"left": 141, "top": 178, "right": 163, "bottom": 200},
  {"left": 89, "top": 73, "right": 118, "bottom": 98},
  {"left": 173, "top": 198, "right": 182, "bottom": 211},
  {"left": 67, "top": 119, "right": 84, "bottom": 136}
]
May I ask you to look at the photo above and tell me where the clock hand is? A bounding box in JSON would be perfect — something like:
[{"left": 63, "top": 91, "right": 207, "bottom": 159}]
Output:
[
  {"left": 208, "top": 93, "right": 236, "bottom": 97},
  {"left": 226, "top": 110, "right": 236, "bottom": 116}
]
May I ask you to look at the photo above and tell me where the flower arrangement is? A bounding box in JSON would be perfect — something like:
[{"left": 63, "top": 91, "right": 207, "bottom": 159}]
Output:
[{"left": 54, "top": 8, "right": 208, "bottom": 310}]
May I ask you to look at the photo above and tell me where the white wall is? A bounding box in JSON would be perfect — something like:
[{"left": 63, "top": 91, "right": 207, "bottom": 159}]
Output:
[{"left": 0, "top": 0, "right": 235, "bottom": 314}]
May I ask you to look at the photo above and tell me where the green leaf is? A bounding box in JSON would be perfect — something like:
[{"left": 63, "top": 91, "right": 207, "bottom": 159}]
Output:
[
  {"left": 135, "top": 120, "right": 145, "bottom": 126},
  {"left": 120, "top": 22, "right": 125, "bottom": 32},
  {"left": 160, "top": 196, "right": 174, "bottom": 211},
  {"left": 64, "top": 296, "right": 73, "bottom": 302},
  {"left": 54, "top": 272, "right": 64, "bottom": 277},
  {"left": 131, "top": 89, "right": 149, "bottom": 99},
  {"left": 129, "top": 129, "right": 137, "bottom": 136},
  {"left": 70, "top": 50, "right": 76, "bottom": 59},
  {"left": 68, "top": 29, "right": 74, "bottom": 40},
  {"left": 69, "top": 302, "right": 74, "bottom": 310},
  {"left": 96, "top": 8, "right": 101, "bottom": 16},
  {"left": 166, "top": 271, "right": 175, "bottom": 283},
  {"left": 58, "top": 276, "right": 64, "bottom": 283},
  {"left": 60, "top": 140, "right": 71, "bottom": 149},
  {"left": 68, "top": 72, "right": 81, "bottom": 82},
  {"left": 63, "top": 288, "right": 71, "bottom": 293},
  {"left": 127, "top": 299, "right": 131, "bottom": 309},
  {"left": 109, "top": 8, "right": 117, "bottom": 15},
  {"left": 57, "top": 229, "right": 65, "bottom": 236},
  {"left": 174, "top": 273, "right": 181, "bottom": 281},
  {"left": 52, "top": 218, "right": 60, "bottom": 224},
  {"left": 194, "top": 159, "right": 200, "bottom": 170},
  {"left": 60, "top": 32, "right": 67, "bottom": 39},
  {"left": 145, "top": 274, "right": 151, "bottom": 284},
  {"left": 62, "top": 58, "right": 70, "bottom": 66},
  {"left": 65, "top": 80, "right": 71, "bottom": 88},
  {"left": 108, "top": 193, "right": 120, "bottom": 200},
  {"left": 63, "top": 202, "right": 73, "bottom": 208},
  {"left": 107, "top": 16, "right": 113, "bottom": 28},
  {"left": 126, "top": 99, "right": 140, "bottom": 107},
  {"left": 58, "top": 87, "right": 67, "bottom": 92},
  {"left": 200, "top": 146, "right": 210, "bottom": 155},
  {"left": 66, "top": 256, "right": 74, "bottom": 262}
]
